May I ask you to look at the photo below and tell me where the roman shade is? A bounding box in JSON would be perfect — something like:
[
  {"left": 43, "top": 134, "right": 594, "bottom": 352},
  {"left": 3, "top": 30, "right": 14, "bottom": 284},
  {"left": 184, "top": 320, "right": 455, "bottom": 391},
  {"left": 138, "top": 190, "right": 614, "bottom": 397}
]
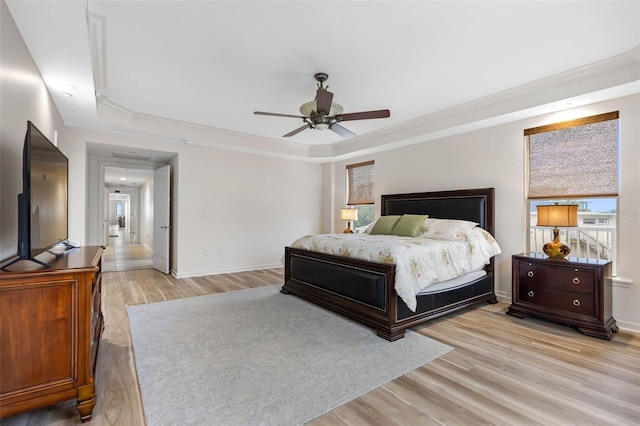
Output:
[{"left": 525, "top": 111, "right": 619, "bottom": 199}]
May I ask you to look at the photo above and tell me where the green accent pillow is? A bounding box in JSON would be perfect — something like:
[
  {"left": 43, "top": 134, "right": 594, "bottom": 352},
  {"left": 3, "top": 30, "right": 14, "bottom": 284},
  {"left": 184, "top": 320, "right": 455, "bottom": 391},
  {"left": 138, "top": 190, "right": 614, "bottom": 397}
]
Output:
[
  {"left": 369, "top": 215, "right": 401, "bottom": 235},
  {"left": 390, "top": 214, "right": 429, "bottom": 237}
]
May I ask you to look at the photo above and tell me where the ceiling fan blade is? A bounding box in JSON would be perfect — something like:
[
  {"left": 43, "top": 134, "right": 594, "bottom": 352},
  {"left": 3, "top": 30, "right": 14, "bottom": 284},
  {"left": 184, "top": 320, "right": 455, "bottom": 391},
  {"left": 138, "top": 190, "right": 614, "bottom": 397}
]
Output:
[
  {"left": 337, "top": 109, "right": 390, "bottom": 121},
  {"left": 283, "top": 124, "right": 310, "bottom": 137},
  {"left": 315, "top": 88, "right": 334, "bottom": 115},
  {"left": 330, "top": 123, "right": 356, "bottom": 138},
  {"left": 254, "top": 111, "right": 305, "bottom": 119}
]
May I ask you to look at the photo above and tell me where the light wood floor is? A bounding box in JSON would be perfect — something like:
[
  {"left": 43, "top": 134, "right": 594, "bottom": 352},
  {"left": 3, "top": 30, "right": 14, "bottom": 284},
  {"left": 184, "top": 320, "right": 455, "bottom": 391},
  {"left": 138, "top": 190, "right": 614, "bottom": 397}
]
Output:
[
  {"left": 3, "top": 267, "right": 639, "bottom": 425},
  {"left": 102, "top": 226, "right": 153, "bottom": 272}
]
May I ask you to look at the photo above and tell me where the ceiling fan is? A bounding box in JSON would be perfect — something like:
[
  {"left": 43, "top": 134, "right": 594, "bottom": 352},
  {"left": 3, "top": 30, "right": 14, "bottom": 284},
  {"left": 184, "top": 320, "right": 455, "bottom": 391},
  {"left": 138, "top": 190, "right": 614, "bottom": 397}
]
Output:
[{"left": 254, "top": 73, "right": 390, "bottom": 138}]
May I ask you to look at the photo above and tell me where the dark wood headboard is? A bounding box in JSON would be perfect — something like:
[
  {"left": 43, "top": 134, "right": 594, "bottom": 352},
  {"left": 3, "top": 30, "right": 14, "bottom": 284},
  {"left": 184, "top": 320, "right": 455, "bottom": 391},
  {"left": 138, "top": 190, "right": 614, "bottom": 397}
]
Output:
[
  {"left": 381, "top": 188, "right": 496, "bottom": 275},
  {"left": 380, "top": 188, "right": 495, "bottom": 236}
]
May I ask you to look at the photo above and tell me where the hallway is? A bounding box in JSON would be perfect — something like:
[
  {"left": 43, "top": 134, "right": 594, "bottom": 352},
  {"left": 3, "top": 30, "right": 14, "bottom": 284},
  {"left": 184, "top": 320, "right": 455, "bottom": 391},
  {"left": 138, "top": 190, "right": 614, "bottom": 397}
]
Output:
[{"left": 102, "top": 225, "right": 153, "bottom": 272}]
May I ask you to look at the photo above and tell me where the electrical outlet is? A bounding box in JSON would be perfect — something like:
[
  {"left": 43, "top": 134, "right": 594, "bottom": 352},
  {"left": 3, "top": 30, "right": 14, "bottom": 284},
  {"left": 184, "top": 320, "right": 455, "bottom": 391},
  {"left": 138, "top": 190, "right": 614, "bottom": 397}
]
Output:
[
  {"left": 203, "top": 249, "right": 209, "bottom": 256},
  {"left": 218, "top": 248, "right": 223, "bottom": 256}
]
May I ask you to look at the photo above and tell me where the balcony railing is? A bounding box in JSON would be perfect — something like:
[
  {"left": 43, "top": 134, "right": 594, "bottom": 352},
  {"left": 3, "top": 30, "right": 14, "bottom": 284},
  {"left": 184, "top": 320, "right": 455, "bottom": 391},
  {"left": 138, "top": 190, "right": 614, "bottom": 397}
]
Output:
[{"left": 530, "top": 225, "right": 617, "bottom": 274}]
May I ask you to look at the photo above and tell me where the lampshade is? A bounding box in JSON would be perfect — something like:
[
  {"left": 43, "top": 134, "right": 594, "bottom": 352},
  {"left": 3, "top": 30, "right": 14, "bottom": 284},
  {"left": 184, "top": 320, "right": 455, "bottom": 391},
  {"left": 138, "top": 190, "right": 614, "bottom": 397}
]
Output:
[
  {"left": 536, "top": 204, "right": 578, "bottom": 227},
  {"left": 340, "top": 208, "right": 358, "bottom": 221},
  {"left": 536, "top": 204, "right": 578, "bottom": 260}
]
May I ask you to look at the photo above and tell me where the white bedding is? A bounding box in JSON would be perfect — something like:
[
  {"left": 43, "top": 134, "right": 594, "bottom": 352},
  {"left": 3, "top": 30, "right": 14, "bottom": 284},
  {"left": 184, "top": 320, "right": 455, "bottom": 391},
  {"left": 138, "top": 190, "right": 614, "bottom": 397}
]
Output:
[{"left": 289, "top": 227, "right": 501, "bottom": 312}]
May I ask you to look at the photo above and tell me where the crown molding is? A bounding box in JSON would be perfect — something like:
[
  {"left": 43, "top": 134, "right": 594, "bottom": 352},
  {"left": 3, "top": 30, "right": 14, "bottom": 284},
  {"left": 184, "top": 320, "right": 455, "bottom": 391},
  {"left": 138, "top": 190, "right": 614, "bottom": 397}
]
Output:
[
  {"left": 95, "top": 46, "right": 639, "bottom": 162},
  {"left": 328, "top": 45, "right": 640, "bottom": 159},
  {"left": 96, "top": 100, "right": 318, "bottom": 161}
]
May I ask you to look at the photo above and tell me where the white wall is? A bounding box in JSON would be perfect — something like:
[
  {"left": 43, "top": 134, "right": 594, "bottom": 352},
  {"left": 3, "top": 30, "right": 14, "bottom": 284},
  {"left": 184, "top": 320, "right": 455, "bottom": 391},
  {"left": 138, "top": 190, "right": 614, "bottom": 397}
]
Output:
[
  {"left": 65, "top": 127, "right": 323, "bottom": 277},
  {"left": 327, "top": 94, "right": 640, "bottom": 332},
  {"left": 0, "top": 1, "right": 67, "bottom": 261},
  {"left": 171, "top": 143, "right": 323, "bottom": 277}
]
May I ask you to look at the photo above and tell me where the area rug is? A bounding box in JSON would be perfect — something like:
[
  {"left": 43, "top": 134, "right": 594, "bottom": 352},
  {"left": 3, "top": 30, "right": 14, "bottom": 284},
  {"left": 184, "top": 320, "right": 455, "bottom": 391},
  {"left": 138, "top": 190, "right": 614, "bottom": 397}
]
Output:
[{"left": 127, "top": 285, "right": 452, "bottom": 426}]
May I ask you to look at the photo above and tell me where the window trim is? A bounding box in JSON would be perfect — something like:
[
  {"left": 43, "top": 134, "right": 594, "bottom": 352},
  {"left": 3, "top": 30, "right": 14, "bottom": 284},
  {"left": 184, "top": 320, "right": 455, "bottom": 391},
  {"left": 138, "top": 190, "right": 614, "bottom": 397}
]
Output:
[
  {"left": 525, "top": 112, "right": 620, "bottom": 275},
  {"left": 524, "top": 111, "right": 619, "bottom": 136}
]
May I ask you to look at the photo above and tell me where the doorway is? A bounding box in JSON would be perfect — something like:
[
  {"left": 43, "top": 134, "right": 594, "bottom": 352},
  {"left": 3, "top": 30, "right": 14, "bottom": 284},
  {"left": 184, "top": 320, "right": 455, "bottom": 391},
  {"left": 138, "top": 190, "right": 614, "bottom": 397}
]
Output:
[
  {"left": 109, "top": 193, "right": 130, "bottom": 238},
  {"left": 87, "top": 142, "right": 176, "bottom": 274},
  {"left": 102, "top": 168, "right": 154, "bottom": 272}
]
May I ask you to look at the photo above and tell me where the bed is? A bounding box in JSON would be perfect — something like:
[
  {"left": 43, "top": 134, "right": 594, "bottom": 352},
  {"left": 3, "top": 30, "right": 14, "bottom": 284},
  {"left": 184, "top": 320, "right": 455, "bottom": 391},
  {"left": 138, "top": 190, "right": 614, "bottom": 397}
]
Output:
[{"left": 281, "top": 188, "right": 499, "bottom": 341}]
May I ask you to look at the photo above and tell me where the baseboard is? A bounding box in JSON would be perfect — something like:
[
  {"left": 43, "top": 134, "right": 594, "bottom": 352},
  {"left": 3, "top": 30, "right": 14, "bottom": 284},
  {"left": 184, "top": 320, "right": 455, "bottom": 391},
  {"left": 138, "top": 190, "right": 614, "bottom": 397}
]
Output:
[
  {"left": 613, "top": 315, "right": 640, "bottom": 334},
  {"left": 174, "top": 261, "right": 283, "bottom": 279},
  {"left": 495, "top": 290, "right": 510, "bottom": 304}
]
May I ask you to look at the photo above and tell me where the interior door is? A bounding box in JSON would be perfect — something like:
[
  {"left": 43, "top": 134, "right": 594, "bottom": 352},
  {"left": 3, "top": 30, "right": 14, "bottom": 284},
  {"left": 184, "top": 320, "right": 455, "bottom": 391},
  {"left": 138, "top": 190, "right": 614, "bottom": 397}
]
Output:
[
  {"left": 153, "top": 165, "right": 170, "bottom": 274},
  {"left": 103, "top": 188, "right": 109, "bottom": 246}
]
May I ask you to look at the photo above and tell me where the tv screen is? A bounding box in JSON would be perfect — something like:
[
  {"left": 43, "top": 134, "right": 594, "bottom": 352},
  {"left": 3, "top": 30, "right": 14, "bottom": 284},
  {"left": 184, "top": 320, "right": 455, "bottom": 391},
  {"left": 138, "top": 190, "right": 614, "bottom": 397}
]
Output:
[{"left": 24, "top": 121, "right": 68, "bottom": 256}]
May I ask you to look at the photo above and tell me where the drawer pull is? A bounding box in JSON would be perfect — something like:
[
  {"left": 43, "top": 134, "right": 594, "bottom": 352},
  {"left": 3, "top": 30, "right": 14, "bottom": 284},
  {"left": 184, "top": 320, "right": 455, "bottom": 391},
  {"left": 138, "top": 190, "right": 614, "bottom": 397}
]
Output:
[
  {"left": 572, "top": 277, "right": 580, "bottom": 285},
  {"left": 527, "top": 290, "right": 535, "bottom": 298},
  {"left": 573, "top": 299, "right": 581, "bottom": 307},
  {"left": 527, "top": 271, "right": 534, "bottom": 278}
]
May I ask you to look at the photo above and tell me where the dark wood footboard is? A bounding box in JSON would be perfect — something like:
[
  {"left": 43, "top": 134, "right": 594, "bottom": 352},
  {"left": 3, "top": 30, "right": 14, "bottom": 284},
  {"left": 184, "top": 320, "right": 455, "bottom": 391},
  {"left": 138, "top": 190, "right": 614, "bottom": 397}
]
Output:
[
  {"left": 283, "top": 246, "right": 495, "bottom": 341},
  {"left": 283, "top": 247, "right": 405, "bottom": 340}
]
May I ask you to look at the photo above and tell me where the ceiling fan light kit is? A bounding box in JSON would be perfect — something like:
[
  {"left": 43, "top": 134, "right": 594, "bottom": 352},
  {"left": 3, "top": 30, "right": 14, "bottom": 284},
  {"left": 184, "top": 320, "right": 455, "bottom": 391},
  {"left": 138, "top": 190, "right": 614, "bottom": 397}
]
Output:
[
  {"left": 299, "top": 100, "right": 343, "bottom": 118},
  {"left": 254, "top": 73, "right": 390, "bottom": 138}
]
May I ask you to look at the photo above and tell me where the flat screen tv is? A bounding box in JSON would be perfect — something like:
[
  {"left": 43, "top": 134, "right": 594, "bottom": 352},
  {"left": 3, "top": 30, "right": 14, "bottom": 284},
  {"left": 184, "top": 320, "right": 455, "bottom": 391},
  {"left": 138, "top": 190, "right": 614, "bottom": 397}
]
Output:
[{"left": 7, "top": 121, "right": 69, "bottom": 268}]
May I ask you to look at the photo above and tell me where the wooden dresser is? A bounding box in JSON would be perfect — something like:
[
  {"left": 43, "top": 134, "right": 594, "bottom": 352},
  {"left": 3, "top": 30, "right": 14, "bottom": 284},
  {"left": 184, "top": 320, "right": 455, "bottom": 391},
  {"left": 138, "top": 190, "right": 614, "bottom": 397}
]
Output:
[
  {"left": 507, "top": 252, "right": 617, "bottom": 340},
  {"left": 0, "top": 246, "right": 104, "bottom": 421}
]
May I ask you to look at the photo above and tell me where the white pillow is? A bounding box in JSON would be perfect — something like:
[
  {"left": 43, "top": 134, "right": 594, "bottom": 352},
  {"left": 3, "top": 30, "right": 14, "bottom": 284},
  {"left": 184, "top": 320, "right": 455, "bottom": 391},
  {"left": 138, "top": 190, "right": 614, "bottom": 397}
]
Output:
[
  {"left": 363, "top": 219, "right": 379, "bottom": 234},
  {"left": 417, "top": 218, "right": 478, "bottom": 240}
]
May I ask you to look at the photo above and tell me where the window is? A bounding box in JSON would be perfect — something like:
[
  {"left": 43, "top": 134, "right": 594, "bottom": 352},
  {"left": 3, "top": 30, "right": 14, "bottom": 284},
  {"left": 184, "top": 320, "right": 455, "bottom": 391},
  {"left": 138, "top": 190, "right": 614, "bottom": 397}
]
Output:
[
  {"left": 526, "top": 112, "right": 619, "bottom": 272},
  {"left": 351, "top": 205, "right": 374, "bottom": 231},
  {"left": 346, "top": 161, "right": 374, "bottom": 231}
]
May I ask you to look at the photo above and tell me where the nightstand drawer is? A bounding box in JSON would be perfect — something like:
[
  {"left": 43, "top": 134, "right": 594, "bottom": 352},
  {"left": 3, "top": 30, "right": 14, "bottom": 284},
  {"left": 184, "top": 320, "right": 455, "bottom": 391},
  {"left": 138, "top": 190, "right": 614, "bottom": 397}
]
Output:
[
  {"left": 517, "top": 261, "right": 594, "bottom": 293},
  {"left": 518, "top": 284, "right": 594, "bottom": 315}
]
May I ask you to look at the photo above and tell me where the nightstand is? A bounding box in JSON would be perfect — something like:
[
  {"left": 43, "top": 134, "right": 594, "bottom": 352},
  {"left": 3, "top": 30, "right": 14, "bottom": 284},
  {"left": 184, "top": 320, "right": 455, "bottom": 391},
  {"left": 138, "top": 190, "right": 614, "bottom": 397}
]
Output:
[{"left": 507, "top": 253, "right": 618, "bottom": 340}]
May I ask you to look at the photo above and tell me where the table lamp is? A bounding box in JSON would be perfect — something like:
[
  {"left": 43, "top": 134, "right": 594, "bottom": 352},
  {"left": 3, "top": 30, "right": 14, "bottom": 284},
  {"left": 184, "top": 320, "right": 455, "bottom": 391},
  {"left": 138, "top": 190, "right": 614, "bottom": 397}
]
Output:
[
  {"left": 340, "top": 208, "right": 358, "bottom": 233},
  {"left": 536, "top": 204, "right": 578, "bottom": 259}
]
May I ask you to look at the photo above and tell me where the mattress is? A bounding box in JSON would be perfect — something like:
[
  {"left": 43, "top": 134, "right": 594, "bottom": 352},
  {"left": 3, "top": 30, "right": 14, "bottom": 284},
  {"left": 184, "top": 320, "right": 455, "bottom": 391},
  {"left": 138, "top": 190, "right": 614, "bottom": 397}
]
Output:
[
  {"left": 289, "top": 227, "right": 501, "bottom": 311},
  {"left": 416, "top": 270, "right": 487, "bottom": 295}
]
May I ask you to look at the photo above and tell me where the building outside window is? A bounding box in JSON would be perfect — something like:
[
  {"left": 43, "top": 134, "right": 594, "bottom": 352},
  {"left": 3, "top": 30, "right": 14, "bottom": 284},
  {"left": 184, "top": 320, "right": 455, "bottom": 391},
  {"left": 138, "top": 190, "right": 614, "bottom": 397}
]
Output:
[{"left": 529, "top": 198, "right": 617, "bottom": 266}]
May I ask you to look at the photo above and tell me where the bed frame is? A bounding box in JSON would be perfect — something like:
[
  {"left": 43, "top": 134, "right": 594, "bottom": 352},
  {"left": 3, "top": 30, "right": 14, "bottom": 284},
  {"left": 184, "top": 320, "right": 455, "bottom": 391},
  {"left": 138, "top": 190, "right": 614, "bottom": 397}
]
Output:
[{"left": 281, "top": 188, "right": 497, "bottom": 341}]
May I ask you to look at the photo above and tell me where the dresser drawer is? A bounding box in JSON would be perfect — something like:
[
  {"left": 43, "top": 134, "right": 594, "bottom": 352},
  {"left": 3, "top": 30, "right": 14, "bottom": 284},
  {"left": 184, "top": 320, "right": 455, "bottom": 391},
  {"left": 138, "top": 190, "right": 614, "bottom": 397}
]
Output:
[
  {"left": 518, "top": 284, "right": 594, "bottom": 315},
  {"left": 517, "top": 261, "right": 594, "bottom": 293}
]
